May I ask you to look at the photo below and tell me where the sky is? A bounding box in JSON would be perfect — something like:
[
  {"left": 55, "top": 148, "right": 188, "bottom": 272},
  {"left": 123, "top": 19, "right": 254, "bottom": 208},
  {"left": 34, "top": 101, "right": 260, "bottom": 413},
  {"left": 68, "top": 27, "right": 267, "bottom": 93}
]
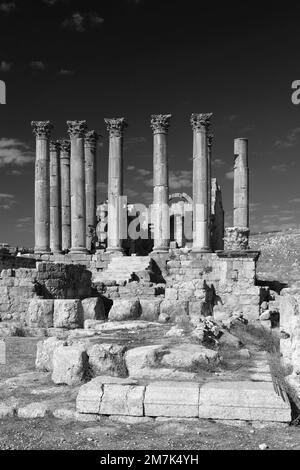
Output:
[{"left": 1, "top": 0, "right": 300, "bottom": 247}]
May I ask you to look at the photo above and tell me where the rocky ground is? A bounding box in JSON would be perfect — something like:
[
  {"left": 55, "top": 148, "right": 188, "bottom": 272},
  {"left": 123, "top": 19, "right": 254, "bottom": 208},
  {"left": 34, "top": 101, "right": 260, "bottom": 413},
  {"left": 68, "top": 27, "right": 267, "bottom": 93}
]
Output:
[{"left": 1, "top": 229, "right": 300, "bottom": 451}]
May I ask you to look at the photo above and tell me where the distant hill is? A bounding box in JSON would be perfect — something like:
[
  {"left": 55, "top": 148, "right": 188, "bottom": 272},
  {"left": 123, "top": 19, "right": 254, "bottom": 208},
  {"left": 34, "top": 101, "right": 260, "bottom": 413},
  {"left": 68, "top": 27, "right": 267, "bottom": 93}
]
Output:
[{"left": 250, "top": 229, "right": 300, "bottom": 286}]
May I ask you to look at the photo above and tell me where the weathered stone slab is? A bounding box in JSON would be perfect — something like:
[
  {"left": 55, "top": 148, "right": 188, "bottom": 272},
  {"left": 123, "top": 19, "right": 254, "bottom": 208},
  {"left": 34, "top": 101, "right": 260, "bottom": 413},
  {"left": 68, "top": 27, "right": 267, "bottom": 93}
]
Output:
[
  {"left": 108, "top": 299, "right": 141, "bottom": 321},
  {"left": 87, "top": 343, "right": 127, "bottom": 377},
  {"left": 35, "top": 337, "right": 65, "bottom": 371},
  {"left": 125, "top": 345, "right": 165, "bottom": 377},
  {"left": 52, "top": 344, "right": 88, "bottom": 385},
  {"left": 76, "top": 376, "right": 138, "bottom": 414},
  {"left": 53, "top": 299, "right": 84, "bottom": 329},
  {"left": 198, "top": 381, "right": 291, "bottom": 422},
  {"left": 144, "top": 382, "right": 200, "bottom": 417},
  {"left": 140, "top": 299, "right": 161, "bottom": 321},
  {"left": 159, "top": 300, "right": 189, "bottom": 323},
  {"left": 161, "top": 344, "right": 220, "bottom": 368},
  {"left": 27, "top": 299, "right": 54, "bottom": 328},
  {"left": 82, "top": 297, "right": 106, "bottom": 321},
  {"left": 18, "top": 402, "right": 50, "bottom": 419},
  {"left": 100, "top": 384, "right": 145, "bottom": 416}
]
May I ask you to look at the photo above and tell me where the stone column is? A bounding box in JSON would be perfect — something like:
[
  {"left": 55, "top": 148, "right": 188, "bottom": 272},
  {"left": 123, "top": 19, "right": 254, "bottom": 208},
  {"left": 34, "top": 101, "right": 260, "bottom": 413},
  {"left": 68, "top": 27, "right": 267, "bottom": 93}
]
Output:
[
  {"left": 31, "top": 121, "right": 53, "bottom": 254},
  {"left": 151, "top": 114, "right": 172, "bottom": 252},
  {"left": 234, "top": 138, "right": 249, "bottom": 228},
  {"left": 67, "top": 120, "right": 88, "bottom": 253},
  {"left": 49, "top": 141, "right": 62, "bottom": 253},
  {"left": 84, "top": 131, "right": 98, "bottom": 250},
  {"left": 207, "top": 134, "right": 213, "bottom": 243},
  {"left": 190, "top": 113, "right": 213, "bottom": 252},
  {"left": 104, "top": 118, "right": 127, "bottom": 253},
  {"left": 60, "top": 140, "right": 71, "bottom": 251}
]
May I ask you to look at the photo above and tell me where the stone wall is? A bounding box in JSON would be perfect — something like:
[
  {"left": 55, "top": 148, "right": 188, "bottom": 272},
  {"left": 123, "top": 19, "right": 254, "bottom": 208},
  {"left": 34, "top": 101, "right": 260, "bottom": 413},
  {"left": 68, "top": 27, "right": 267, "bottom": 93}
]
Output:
[
  {"left": 0, "top": 268, "right": 38, "bottom": 321},
  {"left": 0, "top": 254, "right": 36, "bottom": 270},
  {"left": 280, "top": 288, "right": 300, "bottom": 374},
  {"left": 165, "top": 251, "right": 261, "bottom": 322}
]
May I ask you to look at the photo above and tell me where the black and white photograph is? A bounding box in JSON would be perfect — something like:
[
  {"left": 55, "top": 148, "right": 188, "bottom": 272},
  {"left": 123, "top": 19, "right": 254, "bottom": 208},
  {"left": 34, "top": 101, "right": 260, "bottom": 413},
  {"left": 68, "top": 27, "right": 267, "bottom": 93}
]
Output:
[{"left": 0, "top": 0, "right": 300, "bottom": 456}]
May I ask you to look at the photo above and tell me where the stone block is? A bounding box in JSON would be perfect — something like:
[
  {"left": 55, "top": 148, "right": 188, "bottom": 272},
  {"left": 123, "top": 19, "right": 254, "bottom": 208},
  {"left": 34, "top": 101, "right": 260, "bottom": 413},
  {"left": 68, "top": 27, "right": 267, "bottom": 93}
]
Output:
[
  {"left": 144, "top": 382, "right": 200, "bottom": 417},
  {"left": 108, "top": 299, "right": 141, "bottom": 321},
  {"left": 198, "top": 381, "right": 291, "bottom": 422},
  {"left": 140, "top": 299, "right": 161, "bottom": 321},
  {"left": 18, "top": 402, "right": 50, "bottom": 419},
  {"left": 81, "top": 297, "right": 106, "bottom": 321},
  {"left": 100, "top": 384, "right": 145, "bottom": 416},
  {"left": 87, "top": 343, "right": 127, "bottom": 377},
  {"left": 53, "top": 299, "right": 84, "bottom": 329},
  {"left": 159, "top": 300, "right": 189, "bottom": 323},
  {"left": 27, "top": 299, "right": 54, "bottom": 328},
  {"left": 161, "top": 344, "right": 220, "bottom": 369},
  {"left": 125, "top": 344, "right": 165, "bottom": 377},
  {"left": 52, "top": 344, "right": 88, "bottom": 385}
]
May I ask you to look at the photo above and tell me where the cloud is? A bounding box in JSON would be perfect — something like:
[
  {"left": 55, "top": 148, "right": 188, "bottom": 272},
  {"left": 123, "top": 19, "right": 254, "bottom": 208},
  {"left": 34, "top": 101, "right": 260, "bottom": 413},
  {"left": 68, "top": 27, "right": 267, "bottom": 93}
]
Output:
[
  {"left": 169, "top": 170, "right": 192, "bottom": 190},
  {"left": 0, "top": 138, "right": 34, "bottom": 167},
  {"left": 43, "top": 0, "right": 68, "bottom": 5},
  {"left": 30, "top": 61, "right": 46, "bottom": 71},
  {"left": 249, "top": 202, "right": 261, "bottom": 212},
  {"left": 212, "top": 158, "right": 225, "bottom": 168},
  {"left": 290, "top": 198, "right": 300, "bottom": 203},
  {"left": 136, "top": 168, "right": 151, "bottom": 177},
  {"left": 0, "top": 192, "right": 15, "bottom": 210},
  {"left": 271, "top": 164, "right": 287, "bottom": 174},
  {"left": 15, "top": 216, "right": 33, "bottom": 230},
  {"left": 0, "top": 2, "right": 16, "bottom": 13},
  {"left": 59, "top": 69, "right": 75, "bottom": 76},
  {"left": 225, "top": 170, "right": 234, "bottom": 180},
  {"left": 0, "top": 60, "right": 13, "bottom": 72},
  {"left": 126, "top": 165, "right": 136, "bottom": 171},
  {"left": 62, "top": 12, "right": 104, "bottom": 32},
  {"left": 275, "top": 127, "right": 300, "bottom": 148}
]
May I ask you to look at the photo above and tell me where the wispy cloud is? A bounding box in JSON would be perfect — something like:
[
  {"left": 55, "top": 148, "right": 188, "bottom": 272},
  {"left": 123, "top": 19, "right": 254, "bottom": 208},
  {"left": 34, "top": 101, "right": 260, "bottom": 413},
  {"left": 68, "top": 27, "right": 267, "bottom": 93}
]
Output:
[
  {"left": 225, "top": 170, "right": 234, "bottom": 180},
  {"left": 275, "top": 127, "right": 300, "bottom": 148},
  {"left": 59, "top": 69, "right": 75, "bottom": 76},
  {"left": 0, "top": 2, "right": 16, "bottom": 13},
  {"left": 271, "top": 163, "right": 287, "bottom": 174},
  {"left": 212, "top": 158, "right": 225, "bottom": 168},
  {"left": 0, "top": 60, "right": 13, "bottom": 72},
  {"left": 16, "top": 216, "right": 33, "bottom": 230},
  {"left": 289, "top": 198, "right": 300, "bottom": 204},
  {"left": 30, "top": 61, "right": 46, "bottom": 71},
  {"left": 0, "top": 193, "right": 15, "bottom": 210},
  {"left": 62, "top": 12, "right": 104, "bottom": 32},
  {"left": 0, "top": 138, "right": 34, "bottom": 167}
]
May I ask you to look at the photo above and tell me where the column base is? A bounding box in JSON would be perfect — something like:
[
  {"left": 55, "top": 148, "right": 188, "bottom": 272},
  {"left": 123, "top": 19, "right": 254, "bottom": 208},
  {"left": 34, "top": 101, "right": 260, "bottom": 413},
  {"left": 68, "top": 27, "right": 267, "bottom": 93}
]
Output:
[
  {"left": 69, "top": 247, "right": 89, "bottom": 254},
  {"left": 34, "top": 248, "right": 51, "bottom": 255},
  {"left": 106, "top": 247, "right": 124, "bottom": 255},
  {"left": 191, "top": 247, "right": 212, "bottom": 253}
]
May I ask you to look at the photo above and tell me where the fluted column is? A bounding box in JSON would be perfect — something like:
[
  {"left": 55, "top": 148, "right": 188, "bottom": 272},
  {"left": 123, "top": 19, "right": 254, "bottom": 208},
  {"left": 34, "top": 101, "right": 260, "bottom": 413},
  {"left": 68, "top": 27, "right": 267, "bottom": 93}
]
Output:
[
  {"left": 207, "top": 134, "right": 213, "bottom": 250},
  {"left": 190, "top": 113, "right": 213, "bottom": 252},
  {"left": 234, "top": 138, "right": 249, "bottom": 228},
  {"left": 67, "top": 120, "right": 88, "bottom": 253},
  {"left": 105, "top": 118, "right": 127, "bottom": 253},
  {"left": 50, "top": 141, "right": 62, "bottom": 253},
  {"left": 59, "top": 140, "right": 71, "bottom": 252},
  {"left": 85, "top": 131, "right": 98, "bottom": 250},
  {"left": 151, "top": 114, "right": 171, "bottom": 252},
  {"left": 31, "top": 121, "right": 53, "bottom": 254}
]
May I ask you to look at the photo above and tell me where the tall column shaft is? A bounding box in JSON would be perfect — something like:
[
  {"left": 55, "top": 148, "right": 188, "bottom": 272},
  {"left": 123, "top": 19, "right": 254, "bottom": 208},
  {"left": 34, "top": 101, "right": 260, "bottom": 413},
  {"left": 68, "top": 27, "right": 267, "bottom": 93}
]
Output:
[
  {"left": 85, "top": 131, "right": 98, "bottom": 250},
  {"left": 151, "top": 114, "right": 171, "bottom": 252},
  {"left": 105, "top": 118, "right": 127, "bottom": 253},
  {"left": 31, "top": 121, "right": 53, "bottom": 254},
  {"left": 67, "top": 120, "right": 88, "bottom": 253},
  {"left": 207, "top": 134, "right": 213, "bottom": 249},
  {"left": 233, "top": 138, "right": 249, "bottom": 228},
  {"left": 50, "top": 141, "right": 62, "bottom": 253},
  {"left": 60, "top": 140, "right": 71, "bottom": 251},
  {"left": 191, "top": 113, "right": 213, "bottom": 252}
]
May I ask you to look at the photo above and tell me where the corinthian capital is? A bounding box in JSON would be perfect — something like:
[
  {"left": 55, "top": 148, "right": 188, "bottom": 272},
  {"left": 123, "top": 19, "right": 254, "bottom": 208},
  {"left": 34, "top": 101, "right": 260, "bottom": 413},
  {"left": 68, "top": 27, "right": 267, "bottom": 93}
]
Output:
[
  {"left": 31, "top": 121, "right": 53, "bottom": 139},
  {"left": 190, "top": 113, "right": 213, "bottom": 132},
  {"left": 150, "top": 114, "right": 172, "bottom": 134},
  {"left": 104, "top": 118, "right": 127, "bottom": 138},
  {"left": 59, "top": 140, "right": 71, "bottom": 154},
  {"left": 84, "top": 130, "right": 99, "bottom": 148},
  {"left": 50, "top": 141, "right": 60, "bottom": 153},
  {"left": 67, "top": 120, "right": 88, "bottom": 138}
]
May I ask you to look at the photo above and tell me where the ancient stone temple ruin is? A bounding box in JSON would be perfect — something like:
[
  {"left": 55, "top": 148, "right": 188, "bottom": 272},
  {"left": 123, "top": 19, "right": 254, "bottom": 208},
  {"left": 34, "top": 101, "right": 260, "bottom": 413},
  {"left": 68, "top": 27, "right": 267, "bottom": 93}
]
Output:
[{"left": 0, "top": 114, "right": 294, "bottom": 424}]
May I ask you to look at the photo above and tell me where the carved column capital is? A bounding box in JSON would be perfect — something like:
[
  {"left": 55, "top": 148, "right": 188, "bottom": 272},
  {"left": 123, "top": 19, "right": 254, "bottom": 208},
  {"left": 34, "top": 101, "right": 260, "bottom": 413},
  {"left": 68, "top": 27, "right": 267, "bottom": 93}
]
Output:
[
  {"left": 84, "top": 130, "right": 99, "bottom": 148},
  {"left": 104, "top": 118, "right": 127, "bottom": 138},
  {"left": 59, "top": 139, "right": 71, "bottom": 154},
  {"left": 224, "top": 227, "right": 250, "bottom": 251},
  {"left": 67, "top": 120, "right": 88, "bottom": 138},
  {"left": 150, "top": 114, "right": 172, "bottom": 134},
  {"left": 50, "top": 141, "right": 60, "bottom": 153},
  {"left": 190, "top": 113, "right": 213, "bottom": 132},
  {"left": 31, "top": 121, "right": 53, "bottom": 139}
]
